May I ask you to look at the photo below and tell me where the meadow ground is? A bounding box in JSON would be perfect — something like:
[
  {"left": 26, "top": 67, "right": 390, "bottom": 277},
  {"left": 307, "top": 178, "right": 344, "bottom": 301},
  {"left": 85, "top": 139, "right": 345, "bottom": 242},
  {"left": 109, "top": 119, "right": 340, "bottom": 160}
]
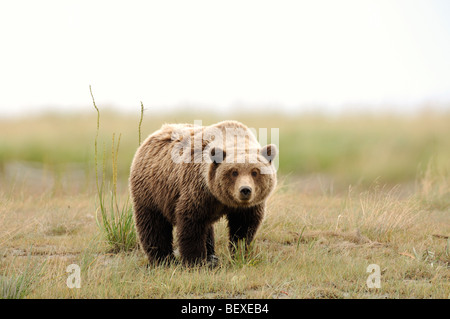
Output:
[{"left": 0, "top": 111, "right": 449, "bottom": 298}]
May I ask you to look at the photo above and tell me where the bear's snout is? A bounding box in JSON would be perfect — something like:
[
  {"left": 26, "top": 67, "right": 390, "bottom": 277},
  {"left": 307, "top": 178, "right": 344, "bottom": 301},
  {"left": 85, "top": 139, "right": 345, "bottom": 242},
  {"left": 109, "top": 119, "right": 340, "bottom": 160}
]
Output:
[{"left": 239, "top": 186, "right": 252, "bottom": 199}]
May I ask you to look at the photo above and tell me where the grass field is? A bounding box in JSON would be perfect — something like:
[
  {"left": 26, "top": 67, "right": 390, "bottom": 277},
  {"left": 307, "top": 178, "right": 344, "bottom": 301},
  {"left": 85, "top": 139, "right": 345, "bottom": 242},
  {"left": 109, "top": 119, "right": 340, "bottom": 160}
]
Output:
[{"left": 0, "top": 110, "right": 449, "bottom": 298}]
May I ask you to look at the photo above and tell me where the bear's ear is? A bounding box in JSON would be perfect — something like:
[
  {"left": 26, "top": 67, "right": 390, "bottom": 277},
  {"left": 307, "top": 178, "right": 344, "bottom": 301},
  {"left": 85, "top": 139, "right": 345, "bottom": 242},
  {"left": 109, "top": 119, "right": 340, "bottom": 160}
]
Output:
[
  {"left": 260, "top": 144, "right": 278, "bottom": 163},
  {"left": 210, "top": 147, "right": 226, "bottom": 164}
]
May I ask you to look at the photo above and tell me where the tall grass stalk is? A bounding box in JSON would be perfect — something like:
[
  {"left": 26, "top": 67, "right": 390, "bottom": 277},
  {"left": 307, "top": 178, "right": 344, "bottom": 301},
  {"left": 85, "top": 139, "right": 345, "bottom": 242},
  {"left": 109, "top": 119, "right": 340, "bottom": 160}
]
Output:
[
  {"left": 89, "top": 85, "right": 101, "bottom": 198},
  {"left": 90, "top": 86, "right": 137, "bottom": 253},
  {"left": 139, "top": 101, "right": 144, "bottom": 145}
]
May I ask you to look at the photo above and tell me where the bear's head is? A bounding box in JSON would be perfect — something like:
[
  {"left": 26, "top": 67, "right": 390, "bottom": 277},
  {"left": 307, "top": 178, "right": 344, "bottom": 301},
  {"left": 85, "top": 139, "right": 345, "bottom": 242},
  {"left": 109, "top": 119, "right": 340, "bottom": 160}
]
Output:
[{"left": 206, "top": 144, "right": 278, "bottom": 208}]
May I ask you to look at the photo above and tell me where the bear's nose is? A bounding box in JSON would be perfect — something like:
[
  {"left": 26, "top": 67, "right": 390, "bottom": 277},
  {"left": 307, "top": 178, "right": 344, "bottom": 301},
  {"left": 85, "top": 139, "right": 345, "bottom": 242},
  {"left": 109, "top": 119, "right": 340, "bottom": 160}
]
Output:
[{"left": 239, "top": 186, "right": 252, "bottom": 197}]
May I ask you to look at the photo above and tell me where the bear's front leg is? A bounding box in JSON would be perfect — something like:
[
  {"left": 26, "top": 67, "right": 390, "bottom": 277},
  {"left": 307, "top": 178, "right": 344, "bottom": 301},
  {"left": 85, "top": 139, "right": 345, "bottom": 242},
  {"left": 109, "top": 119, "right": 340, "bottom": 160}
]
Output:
[
  {"left": 206, "top": 225, "right": 219, "bottom": 267},
  {"left": 176, "top": 215, "right": 208, "bottom": 265},
  {"left": 226, "top": 204, "right": 264, "bottom": 255}
]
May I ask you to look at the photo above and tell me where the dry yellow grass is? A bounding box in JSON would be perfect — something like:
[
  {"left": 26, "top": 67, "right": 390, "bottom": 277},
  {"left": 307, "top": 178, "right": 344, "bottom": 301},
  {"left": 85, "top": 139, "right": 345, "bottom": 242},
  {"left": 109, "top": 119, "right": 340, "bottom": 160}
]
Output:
[
  {"left": 0, "top": 112, "right": 449, "bottom": 298},
  {"left": 0, "top": 167, "right": 448, "bottom": 299}
]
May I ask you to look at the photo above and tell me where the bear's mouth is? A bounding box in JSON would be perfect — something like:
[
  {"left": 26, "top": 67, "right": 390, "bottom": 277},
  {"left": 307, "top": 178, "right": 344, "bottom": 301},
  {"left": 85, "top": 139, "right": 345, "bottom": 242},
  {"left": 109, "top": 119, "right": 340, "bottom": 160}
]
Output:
[
  {"left": 237, "top": 195, "right": 254, "bottom": 206},
  {"left": 239, "top": 195, "right": 252, "bottom": 202}
]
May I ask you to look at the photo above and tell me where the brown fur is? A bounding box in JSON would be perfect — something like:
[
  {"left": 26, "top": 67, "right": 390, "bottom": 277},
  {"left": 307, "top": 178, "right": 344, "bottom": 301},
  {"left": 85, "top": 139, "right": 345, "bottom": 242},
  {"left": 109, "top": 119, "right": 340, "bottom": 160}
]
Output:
[{"left": 129, "top": 120, "right": 277, "bottom": 265}]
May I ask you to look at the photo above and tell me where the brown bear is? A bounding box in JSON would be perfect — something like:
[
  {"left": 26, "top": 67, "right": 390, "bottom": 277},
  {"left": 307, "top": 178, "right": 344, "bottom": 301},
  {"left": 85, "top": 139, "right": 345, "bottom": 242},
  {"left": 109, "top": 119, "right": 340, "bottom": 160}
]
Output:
[{"left": 129, "top": 120, "right": 277, "bottom": 266}]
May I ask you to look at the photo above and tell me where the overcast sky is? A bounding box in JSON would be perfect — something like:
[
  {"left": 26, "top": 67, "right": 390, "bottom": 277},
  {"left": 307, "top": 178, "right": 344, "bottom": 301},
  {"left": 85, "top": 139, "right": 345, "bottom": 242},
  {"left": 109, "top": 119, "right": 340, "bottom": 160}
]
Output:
[{"left": 1, "top": 0, "right": 450, "bottom": 117}]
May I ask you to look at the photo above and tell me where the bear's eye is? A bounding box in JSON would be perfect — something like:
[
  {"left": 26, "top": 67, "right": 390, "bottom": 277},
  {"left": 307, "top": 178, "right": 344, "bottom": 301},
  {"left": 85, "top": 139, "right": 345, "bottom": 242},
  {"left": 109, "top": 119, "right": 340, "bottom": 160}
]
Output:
[
  {"left": 251, "top": 170, "right": 258, "bottom": 177},
  {"left": 232, "top": 170, "right": 239, "bottom": 177}
]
